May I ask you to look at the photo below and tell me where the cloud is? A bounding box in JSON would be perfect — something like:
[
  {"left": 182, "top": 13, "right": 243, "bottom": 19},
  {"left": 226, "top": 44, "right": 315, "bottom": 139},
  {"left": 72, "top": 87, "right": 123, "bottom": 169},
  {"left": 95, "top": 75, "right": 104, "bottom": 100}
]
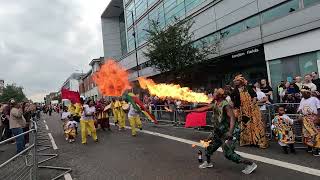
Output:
[{"left": 0, "top": 0, "right": 110, "bottom": 102}]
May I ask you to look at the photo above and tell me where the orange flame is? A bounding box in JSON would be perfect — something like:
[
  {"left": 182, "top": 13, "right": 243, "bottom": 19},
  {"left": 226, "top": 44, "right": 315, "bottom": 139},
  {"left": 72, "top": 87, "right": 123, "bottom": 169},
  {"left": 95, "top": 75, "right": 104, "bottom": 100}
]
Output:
[
  {"left": 93, "top": 59, "right": 131, "bottom": 96},
  {"left": 138, "top": 77, "right": 212, "bottom": 103}
]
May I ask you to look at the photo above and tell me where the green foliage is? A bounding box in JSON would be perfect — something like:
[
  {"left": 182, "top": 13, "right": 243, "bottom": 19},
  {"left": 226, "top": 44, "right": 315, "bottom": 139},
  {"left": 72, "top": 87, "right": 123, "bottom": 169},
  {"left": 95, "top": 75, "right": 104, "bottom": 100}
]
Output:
[
  {"left": 144, "top": 19, "right": 217, "bottom": 77},
  {"left": 0, "top": 84, "right": 27, "bottom": 103}
]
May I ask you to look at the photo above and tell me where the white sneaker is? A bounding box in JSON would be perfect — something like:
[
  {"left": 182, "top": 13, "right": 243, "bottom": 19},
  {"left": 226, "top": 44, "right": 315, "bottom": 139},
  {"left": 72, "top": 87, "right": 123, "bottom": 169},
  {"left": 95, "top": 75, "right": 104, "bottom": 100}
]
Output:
[
  {"left": 199, "top": 161, "right": 214, "bottom": 169},
  {"left": 65, "top": 137, "right": 68, "bottom": 141},
  {"left": 25, "top": 143, "right": 30, "bottom": 147},
  {"left": 242, "top": 162, "right": 257, "bottom": 174}
]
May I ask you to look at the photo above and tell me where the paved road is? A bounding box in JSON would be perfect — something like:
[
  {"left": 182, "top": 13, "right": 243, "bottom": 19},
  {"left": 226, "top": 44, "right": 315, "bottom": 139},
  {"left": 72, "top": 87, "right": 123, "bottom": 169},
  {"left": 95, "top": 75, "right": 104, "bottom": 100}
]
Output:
[{"left": 41, "top": 113, "right": 320, "bottom": 180}]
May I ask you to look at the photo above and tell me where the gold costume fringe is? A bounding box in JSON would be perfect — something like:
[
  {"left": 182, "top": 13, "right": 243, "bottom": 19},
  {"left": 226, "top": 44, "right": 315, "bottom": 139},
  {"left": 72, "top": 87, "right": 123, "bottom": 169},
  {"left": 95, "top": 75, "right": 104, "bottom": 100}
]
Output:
[{"left": 239, "top": 91, "right": 269, "bottom": 148}]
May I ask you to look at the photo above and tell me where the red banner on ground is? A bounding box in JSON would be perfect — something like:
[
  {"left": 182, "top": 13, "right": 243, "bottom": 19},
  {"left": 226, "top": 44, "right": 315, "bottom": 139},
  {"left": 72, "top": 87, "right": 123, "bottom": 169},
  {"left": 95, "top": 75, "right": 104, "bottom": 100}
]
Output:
[
  {"left": 61, "top": 88, "right": 81, "bottom": 104},
  {"left": 185, "top": 112, "right": 207, "bottom": 128}
]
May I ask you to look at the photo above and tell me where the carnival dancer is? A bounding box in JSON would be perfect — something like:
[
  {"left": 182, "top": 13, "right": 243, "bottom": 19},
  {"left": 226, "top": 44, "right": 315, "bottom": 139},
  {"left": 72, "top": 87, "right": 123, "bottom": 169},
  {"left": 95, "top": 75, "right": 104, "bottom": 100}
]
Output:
[
  {"left": 231, "top": 75, "right": 268, "bottom": 148},
  {"left": 111, "top": 98, "right": 119, "bottom": 126},
  {"left": 80, "top": 100, "right": 98, "bottom": 144},
  {"left": 186, "top": 88, "right": 257, "bottom": 174},
  {"left": 114, "top": 97, "right": 127, "bottom": 130},
  {"left": 65, "top": 118, "right": 77, "bottom": 143},
  {"left": 96, "top": 98, "right": 111, "bottom": 131},
  {"left": 298, "top": 86, "right": 320, "bottom": 156},
  {"left": 128, "top": 96, "right": 142, "bottom": 136},
  {"left": 61, "top": 106, "right": 71, "bottom": 135},
  {"left": 271, "top": 106, "right": 295, "bottom": 154}
]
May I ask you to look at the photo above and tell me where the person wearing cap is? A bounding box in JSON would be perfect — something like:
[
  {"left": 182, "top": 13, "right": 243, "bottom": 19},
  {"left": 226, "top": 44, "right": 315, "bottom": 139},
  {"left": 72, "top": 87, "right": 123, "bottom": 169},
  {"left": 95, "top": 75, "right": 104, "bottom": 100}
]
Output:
[
  {"left": 186, "top": 88, "right": 257, "bottom": 174},
  {"left": 298, "top": 86, "right": 320, "bottom": 156},
  {"left": 231, "top": 75, "right": 268, "bottom": 149},
  {"left": 9, "top": 100, "right": 26, "bottom": 153}
]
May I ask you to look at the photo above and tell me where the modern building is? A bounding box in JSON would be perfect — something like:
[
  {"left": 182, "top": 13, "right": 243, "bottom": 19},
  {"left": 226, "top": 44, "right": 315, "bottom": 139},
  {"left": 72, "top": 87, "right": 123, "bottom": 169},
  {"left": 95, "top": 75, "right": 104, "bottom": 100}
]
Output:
[
  {"left": 79, "top": 57, "right": 105, "bottom": 101},
  {"left": 61, "top": 73, "right": 84, "bottom": 92},
  {"left": 0, "top": 79, "right": 4, "bottom": 96},
  {"left": 101, "top": 0, "right": 320, "bottom": 95}
]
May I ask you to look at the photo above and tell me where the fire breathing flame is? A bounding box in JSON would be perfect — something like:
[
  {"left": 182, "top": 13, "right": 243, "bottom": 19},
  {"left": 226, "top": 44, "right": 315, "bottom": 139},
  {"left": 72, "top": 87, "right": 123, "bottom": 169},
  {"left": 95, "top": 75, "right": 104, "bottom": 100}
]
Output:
[
  {"left": 93, "top": 59, "right": 131, "bottom": 96},
  {"left": 138, "top": 77, "right": 212, "bottom": 103},
  {"left": 200, "top": 140, "right": 212, "bottom": 148}
]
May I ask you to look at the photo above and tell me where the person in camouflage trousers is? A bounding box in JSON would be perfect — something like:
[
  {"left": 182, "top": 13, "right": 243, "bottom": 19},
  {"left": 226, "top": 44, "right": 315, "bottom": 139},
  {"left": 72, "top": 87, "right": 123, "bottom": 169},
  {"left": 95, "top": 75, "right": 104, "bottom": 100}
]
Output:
[{"left": 186, "top": 88, "right": 257, "bottom": 174}]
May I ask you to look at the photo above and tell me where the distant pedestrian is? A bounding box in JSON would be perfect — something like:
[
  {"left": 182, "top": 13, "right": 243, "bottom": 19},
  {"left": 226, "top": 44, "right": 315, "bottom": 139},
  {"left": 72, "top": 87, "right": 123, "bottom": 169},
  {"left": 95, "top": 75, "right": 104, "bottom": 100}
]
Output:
[{"left": 9, "top": 100, "right": 26, "bottom": 154}]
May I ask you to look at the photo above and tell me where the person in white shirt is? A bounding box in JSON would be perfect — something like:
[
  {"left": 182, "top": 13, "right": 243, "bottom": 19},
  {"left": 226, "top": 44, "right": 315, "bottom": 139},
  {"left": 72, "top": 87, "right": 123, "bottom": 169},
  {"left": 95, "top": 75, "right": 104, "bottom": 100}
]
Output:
[
  {"left": 65, "top": 120, "right": 78, "bottom": 143},
  {"left": 128, "top": 101, "right": 142, "bottom": 137},
  {"left": 80, "top": 100, "right": 98, "bottom": 144},
  {"left": 254, "top": 82, "right": 268, "bottom": 111},
  {"left": 302, "top": 74, "right": 317, "bottom": 91},
  {"left": 298, "top": 87, "right": 320, "bottom": 156}
]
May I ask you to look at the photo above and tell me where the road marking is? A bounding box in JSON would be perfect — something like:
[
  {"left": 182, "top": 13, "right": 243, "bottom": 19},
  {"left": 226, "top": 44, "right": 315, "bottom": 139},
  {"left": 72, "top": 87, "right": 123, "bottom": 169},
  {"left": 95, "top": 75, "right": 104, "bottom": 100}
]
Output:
[
  {"left": 48, "top": 133, "right": 58, "bottom": 150},
  {"left": 45, "top": 124, "right": 49, "bottom": 130},
  {"left": 43, "top": 120, "right": 46, "bottom": 123},
  {"left": 64, "top": 173, "right": 72, "bottom": 180},
  {"left": 111, "top": 123, "right": 320, "bottom": 177}
]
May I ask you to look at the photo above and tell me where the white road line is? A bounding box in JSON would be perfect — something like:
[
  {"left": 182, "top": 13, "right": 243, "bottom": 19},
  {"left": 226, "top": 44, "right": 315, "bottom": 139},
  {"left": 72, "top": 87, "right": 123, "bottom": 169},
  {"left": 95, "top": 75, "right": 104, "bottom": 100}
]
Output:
[
  {"left": 64, "top": 173, "right": 72, "bottom": 180},
  {"left": 45, "top": 124, "right": 49, "bottom": 130},
  {"left": 112, "top": 123, "right": 320, "bottom": 177},
  {"left": 48, "top": 133, "right": 58, "bottom": 150}
]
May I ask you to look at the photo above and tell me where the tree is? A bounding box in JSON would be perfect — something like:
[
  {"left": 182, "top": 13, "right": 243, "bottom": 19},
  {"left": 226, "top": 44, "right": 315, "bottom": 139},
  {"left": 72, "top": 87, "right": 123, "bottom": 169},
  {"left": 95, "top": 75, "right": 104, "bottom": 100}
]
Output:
[
  {"left": 144, "top": 19, "right": 218, "bottom": 82},
  {"left": 0, "top": 84, "right": 27, "bottom": 103}
]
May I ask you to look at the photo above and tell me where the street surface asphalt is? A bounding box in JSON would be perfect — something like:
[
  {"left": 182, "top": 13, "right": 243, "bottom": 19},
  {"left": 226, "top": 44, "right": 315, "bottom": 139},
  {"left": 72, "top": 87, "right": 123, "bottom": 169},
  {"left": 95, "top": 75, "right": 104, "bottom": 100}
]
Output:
[{"left": 2, "top": 112, "right": 320, "bottom": 180}]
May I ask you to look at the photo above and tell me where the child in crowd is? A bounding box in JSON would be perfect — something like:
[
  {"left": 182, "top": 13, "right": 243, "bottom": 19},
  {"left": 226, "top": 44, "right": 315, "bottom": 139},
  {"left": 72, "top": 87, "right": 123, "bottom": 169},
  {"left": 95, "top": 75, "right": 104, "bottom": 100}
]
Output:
[
  {"left": 271, "top": 106, "right": 296, "bottom": 154},
  {"left": 65, "top": 118, "right": 78, "bottom": 143}
]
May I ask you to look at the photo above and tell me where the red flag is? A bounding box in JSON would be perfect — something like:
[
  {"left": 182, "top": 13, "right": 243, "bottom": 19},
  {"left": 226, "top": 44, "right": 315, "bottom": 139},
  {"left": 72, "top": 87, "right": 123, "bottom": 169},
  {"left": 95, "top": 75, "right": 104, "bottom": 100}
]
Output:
[
  {"left": 61, "top": 88, "right": 81, "bottom": 104},
  {"left": 185, "top": 112, "right": 207, "bottom": 128}
]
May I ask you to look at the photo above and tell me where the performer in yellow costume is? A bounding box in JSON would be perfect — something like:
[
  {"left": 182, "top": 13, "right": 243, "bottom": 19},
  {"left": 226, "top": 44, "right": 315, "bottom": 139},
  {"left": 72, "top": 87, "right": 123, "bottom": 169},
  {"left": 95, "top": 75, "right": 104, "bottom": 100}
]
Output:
[{"left": 114, "top": 97, "right": 127, "bottom": 130}]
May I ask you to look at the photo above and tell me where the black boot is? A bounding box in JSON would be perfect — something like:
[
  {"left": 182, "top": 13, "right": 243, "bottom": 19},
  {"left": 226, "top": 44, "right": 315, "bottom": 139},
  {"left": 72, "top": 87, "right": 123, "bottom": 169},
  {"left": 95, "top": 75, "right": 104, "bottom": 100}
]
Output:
[
  {"left": 282, "top": 146, "right": 288, "bottom": 154},
  {"left": 289, "top": 144, "right": 296, "bottom": 154}
]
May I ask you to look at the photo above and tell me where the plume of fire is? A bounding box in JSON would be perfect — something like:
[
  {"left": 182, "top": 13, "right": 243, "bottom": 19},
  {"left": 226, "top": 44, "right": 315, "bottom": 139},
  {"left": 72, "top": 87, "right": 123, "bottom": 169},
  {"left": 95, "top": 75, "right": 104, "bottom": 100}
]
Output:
[
  {"left": 93, "top": 59, "right": 131, "bottom": 96},
  {"left": 138, "top": 77, "right": 212, "bottom": 103}
]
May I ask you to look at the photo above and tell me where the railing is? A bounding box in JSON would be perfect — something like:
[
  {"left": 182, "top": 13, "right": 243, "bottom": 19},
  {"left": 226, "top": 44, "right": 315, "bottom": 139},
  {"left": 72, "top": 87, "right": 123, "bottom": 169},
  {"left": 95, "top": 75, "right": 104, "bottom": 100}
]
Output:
[
  {"left": 0, "top": 118, "right": 38, "bottom": 180},
  {"left": 141, "top": 103, "right": 304, "bottom": 143}
]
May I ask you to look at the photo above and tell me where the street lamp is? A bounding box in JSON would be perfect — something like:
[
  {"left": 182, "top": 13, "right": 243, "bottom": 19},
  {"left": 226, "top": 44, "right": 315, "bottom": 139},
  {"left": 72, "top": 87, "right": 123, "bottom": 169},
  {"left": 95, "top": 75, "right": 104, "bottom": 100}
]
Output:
[{"left": 113, "top": 5, "right": 140, "bottom": 78}]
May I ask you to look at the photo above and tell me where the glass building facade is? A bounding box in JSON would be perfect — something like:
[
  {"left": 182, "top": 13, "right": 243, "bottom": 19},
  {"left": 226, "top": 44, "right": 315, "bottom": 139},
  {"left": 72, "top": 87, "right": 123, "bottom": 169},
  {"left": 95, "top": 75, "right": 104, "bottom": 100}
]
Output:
[{"left": 123, "top": 0, "right": 320, "bottom": 53}]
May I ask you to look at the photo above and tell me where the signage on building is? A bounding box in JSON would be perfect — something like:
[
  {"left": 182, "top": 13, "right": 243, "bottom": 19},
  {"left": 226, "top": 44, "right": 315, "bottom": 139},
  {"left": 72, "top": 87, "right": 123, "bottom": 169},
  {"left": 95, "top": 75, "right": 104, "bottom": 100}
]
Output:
[{"left": 231, "top": 47, "right": 262, "bottom": 59}]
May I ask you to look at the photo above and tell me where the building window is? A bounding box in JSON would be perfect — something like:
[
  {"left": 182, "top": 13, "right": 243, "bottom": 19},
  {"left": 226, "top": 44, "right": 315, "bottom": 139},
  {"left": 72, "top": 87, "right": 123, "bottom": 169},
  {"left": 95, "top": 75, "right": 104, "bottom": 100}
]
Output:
[
  {"left": 303, "top": 0, "right": 320, "bottom": 8},
  {"left": 164, "top": 0, "right": 186, "bottom": 25},
  {"left": 269, "top": 51, "right": 319, "bottom": 96},
  {"left": 135, "top": 0, "right": 148, "bottom": 19},
  {"left": 127, "top": 28, "right": 135, "bottom": 52},
  {"left": 244, "top": 15, "right": 260, "bottom": 30},
  {"left": 220, "top": 21, "right": 244, "bottom": 39},
  {"left": 137, "top": 16, "right": 149, "bottom": 46},
  {"left": 119, "top": 13, "right": 128, "bottom": 55},
  {"left": 148, "top": 3, "right": 165, "bottom": 28},
  {"left": 262, "top": 0, "right": 300, "bottom": 23},
  {"left": 126, "top": 2, "right": 135, "bottom": 27},
  {"left": 185, "top": 0, "right": 205, "bottom": 13},
  {"left": 148, "top": 0, "right": 158, "bottom": 7},
  {"left": 194, "top": 32, "right": 220, "bottom": 48}
]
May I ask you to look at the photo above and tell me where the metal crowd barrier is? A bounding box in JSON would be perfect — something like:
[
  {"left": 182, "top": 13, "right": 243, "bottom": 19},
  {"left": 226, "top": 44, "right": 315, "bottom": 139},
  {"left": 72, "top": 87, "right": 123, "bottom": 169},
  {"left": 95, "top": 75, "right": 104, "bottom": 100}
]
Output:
[
  {"left": 0, "top": 119, "right": 38, "bottom": 180},
  {"left": 140, "top": 103, "right": 305, "bottom": 143}
]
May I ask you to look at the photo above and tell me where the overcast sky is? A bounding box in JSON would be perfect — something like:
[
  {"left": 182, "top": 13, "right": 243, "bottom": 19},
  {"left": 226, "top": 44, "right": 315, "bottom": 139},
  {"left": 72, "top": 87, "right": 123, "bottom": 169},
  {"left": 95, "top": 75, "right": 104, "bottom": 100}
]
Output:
[{"left": 0, "top": 0, "right": 111, "bottom": 102}]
